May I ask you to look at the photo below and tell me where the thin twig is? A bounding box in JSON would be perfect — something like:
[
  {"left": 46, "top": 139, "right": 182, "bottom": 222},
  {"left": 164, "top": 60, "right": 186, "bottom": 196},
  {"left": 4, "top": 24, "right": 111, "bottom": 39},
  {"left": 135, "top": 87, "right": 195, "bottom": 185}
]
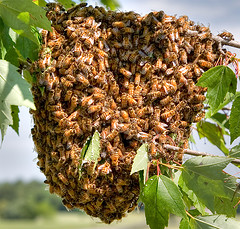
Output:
[
  {"left": 163, "top": 144, "right": 240, "bottom": 165},
  {"left": 204, "top": 106, "right": 231, "bottom": 111},
  {"left": 187, "top": 30, "right": 240, "bottom": 49}
]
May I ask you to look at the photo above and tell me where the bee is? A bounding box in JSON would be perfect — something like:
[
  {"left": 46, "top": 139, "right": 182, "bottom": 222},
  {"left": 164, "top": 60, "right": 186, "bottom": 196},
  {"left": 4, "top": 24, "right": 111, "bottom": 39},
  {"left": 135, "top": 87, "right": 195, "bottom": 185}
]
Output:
[
  {"left": 58, "top": 173, "right": 69, "bottom": 185},
  {"left": 120, "top": 67, "right": 132, "bottom": 78},
  {"left": 98, "top": 161, "right": 112, "bottom": 176},
  {"left": 137, "top": 132, "right": 151, "bottom": 141},
  {"left": 88, "top": 103, "right": 102, "bottom": 113},
  {"left": 152, "top": 120, "right": 168, "bottom": 134},
  {"left": 193, "top": 64, "right": 202, "bottom": 77},
  {"left": 205, "top": 51, "right": 217, "bottom": 62},
  {"left": 69, "top": 95, "right": 78, "bottom": 111},
  {"left": 134, "top": 73, "right": 141, "bottom": 85},
  {"left": 52, "top": 110, "right": 67, "bottom": 120},
  {"left": 199, "top": 32, "right": 210, "bottom": 40},
  {"left": 81, "top": 95, "right": 94, "bottom": 107},
  {"left": 128, "top": 107, "right": 136, "bottom": 118},
  {"left": 178, "top": 73, "right": 188, "bottom": 87},
  {"left": 155, "top": 58, "right": 162, "bottom": 70},
  {"left": 128, "top": 96, "right": 137, "bottom": 106},
  {"left": 179, "top": 49, "right": 188, "bottom": 64},
  {"left": 129, "top": 50, "right": 139, "bottom": 63},
  {"left": 205, "top": 40, "right": 213, "bottom": 52},
  {"left": 61, "top": 77, "right": 73, "bottom": 88},
  {"left": 165, "top": 67, "right": 174, "bottom": 76},
  {"left": 112, "top": 21, "right": 125, "bottom": 28},
  {"left": 110, "top": 150, "right": 120, "bottom": 168},
  {"left": 189, "top": 94, "right": 206, "bottom": 104},
  {"left": 121, "top": 93, "right": 128, "bottom": 108},
  {"left": 198, "top": 59, "right": 213, "bottom": 69},
  {"left": 159, "top": 63, "right": 167, "bottom": 72},
  {"left": 109, "top": 99, "right": 117, "bottom": 110},
  {"left": 170, "top": 121, "right": 179, "bottom": 132},
  {"left": 106, "top": 129, "right": 118, "bottom": 142},
  {"left": 160, "top": 96, "right": 172, "bottom": 106},
  {"left": 161, "top": 110, "right": 175, "bottom": 122},
  {"left": 117, "top": 123, "right": 131, "bottom": 133},
  {"left": 123, "top": 35, "right": 132, "bottom": 49},
  {"left": 109, "top": 80, "right": 120, "bottom": 96},
  {"left": 121, "top": 110, "right": 130, "bottom": 122},
  {"left": 101, "top": 109, "right": 112, "bottom": 121},
  {"left": 149, "top": 142, "right": 157, "bottom": 157}
]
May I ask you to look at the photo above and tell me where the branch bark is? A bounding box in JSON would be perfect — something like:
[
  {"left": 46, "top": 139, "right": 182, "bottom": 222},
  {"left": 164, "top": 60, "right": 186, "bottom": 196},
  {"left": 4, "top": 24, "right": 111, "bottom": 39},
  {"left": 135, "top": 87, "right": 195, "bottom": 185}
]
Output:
[
  {"left": 187, "top": 30, "right": 240, "bottom": 49},
  {"left": 163, "top": 144, "right": 240, "bottom": 165}
]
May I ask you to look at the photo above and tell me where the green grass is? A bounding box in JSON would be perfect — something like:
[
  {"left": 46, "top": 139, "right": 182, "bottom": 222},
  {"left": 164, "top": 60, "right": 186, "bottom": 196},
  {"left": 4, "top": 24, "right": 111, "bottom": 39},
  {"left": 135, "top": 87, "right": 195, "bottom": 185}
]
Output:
[{"left": 0, "top": 211, "right": 180, "bottom": 229}]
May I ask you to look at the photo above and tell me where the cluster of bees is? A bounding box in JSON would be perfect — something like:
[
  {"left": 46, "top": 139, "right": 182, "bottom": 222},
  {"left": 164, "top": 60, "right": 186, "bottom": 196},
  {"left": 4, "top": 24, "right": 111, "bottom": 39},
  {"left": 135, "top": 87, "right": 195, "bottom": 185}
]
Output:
[{"left": 30, "top": 3, "right": 225, "bottom": 224}]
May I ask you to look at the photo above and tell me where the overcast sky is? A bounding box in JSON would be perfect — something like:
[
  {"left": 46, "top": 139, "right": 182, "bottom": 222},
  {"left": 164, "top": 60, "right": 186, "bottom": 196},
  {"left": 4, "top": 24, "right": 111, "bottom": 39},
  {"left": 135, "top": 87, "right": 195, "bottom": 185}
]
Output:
[{"left": 0, "top": 0, "right": 239, "bottom": 182}]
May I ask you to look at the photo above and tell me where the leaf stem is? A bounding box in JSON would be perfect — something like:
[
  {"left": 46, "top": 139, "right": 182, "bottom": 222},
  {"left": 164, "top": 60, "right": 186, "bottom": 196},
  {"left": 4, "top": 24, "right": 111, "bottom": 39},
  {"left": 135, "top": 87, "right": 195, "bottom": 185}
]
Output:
[
  {"left": 163, "top": 144, "right": 240, "bottom": 165},
  {"left": 158, "top": 162, "right": 182, "bottom": 170},
  {"left": 186, "top": 211, "right": 221, "bottom": 229}
]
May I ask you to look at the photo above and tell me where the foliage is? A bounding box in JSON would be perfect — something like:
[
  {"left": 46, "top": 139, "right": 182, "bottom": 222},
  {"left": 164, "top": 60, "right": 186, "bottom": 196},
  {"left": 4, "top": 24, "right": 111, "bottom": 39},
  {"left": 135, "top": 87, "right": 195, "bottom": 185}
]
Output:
[
  {"left": 0, "top": 0, "right": 240, "bottom": 228},
  {"left": 0, "top": 181, "right": 66, "bottom": 219}
]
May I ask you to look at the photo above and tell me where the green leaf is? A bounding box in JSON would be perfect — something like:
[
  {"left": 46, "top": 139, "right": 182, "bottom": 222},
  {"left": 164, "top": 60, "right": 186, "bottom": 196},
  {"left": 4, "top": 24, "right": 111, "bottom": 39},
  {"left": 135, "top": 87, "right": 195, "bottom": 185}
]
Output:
[
  {"left": 15, "top": 35, "right": 39, "bottom": 61},
  {"left": 157, "top": 175, "right": 187, "bottom": 219},
  {"left": 78, "top": 135, "right": 92, "bottom": 178},
  {"left": 130, "top": 143, "right": 149, "bottom": 183},
  {"left": 100, "top": 0, "right": 120, "bottom": 10},
  {"left": 210, "top": 112, "right": 229, "bottom": 131},
  {"left": 57, "top": 0, "right": 76, "bottom": 9},
  {"left": 196, "top": 121, "right": 229, "bottom": 155},
  {"left": 138, "top": 170, "right": 144, "bottom": 202},
  {"left": 197, "top": 66, "right": 237, "bottom": 113},
  {"left": 229, "top": 144, "right": 240, "bottom": 159},
  {"left": 189, "top": 134, "right": 196, "bottom": 144},
  {"left": 229, "top": 94, "right": 240, "bottom": 143},
  {"left": 32, "top": 0, "right": 46, "bottom": 7},
  {"left": 9, "top": 105, "right": 19, "bottom": 135},
  {"left": 82, "top": 130, "right": 100, "bottom": 170},
  {"left": 0, "top": 0, "right": 51, "bottom": 44},
  {"left": 142, "top": 175, "right": 169, "bottom": 229},
  {"left": 23, "top": 70, "right": 33, "bottom": 85},
  {"left": 0, "top": 17, "right": 20, "bottom": 65},
  {"left": 0, "top": 60, "right": 35, "bottom": 109},
  {"left": 192, "top": 215, "right": 240, "bottom": 229},
  {"left": 179, "top": 218, "right": 191, "bottom": 229},
  {"left": 179, "top": 175, "right": 206, "bottom": 215},
  {"left": 181, "top": 156, "right": 236, "bottom": 213},
  {"left": 0, "top": 100, "right": 12, "bottom": 140},
  {"left": 214, "top": 197, "right": 238, "bottom": 217},
  {"left": 205, "top": 92, "right": 235, "bottom": 118}
]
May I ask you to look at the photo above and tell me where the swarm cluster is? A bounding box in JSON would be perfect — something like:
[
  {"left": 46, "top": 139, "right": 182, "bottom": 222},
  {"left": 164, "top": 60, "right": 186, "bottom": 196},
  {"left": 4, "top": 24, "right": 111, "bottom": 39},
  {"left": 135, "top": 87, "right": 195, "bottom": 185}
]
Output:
[{"left": 31, "top": 3, "right": 223, "bottom": 223}]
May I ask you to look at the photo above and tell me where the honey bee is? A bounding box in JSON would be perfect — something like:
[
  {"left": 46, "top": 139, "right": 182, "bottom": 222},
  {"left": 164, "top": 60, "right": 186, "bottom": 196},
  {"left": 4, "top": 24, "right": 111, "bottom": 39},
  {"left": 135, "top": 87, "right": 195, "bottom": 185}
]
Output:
[
  {"left": 152, "top": 120, "right": 168, "bottom": 134},
  {"left": 98, "top": 161, "right": 112, "bottom": 176},
  {"left": 109, "top": 98, "right": 117, "bottom": 110},
  {"left": 189, "top": 94, "right": 206, "bottom": 104},
  {"left": 123, "top": 35, "right": 132, "bottom": 49},
  {"left": 88, "top": 103, "right": 102, "bottom": 113},
  {"left": 61, "top": 77, "right": 73, "bottom": 88},
  {"left": 127, "top": 96, "right": 137, "bottom": 106},
  {"left": 179, "top": 49, "right": 188, "bottom": 64},
  {"left": 52, "top": 110, "right": 67, "bottom": 120},
  {"left": 198, "top": 59, "right": 213, "bottom": 69},
  {"left": 58, "top": 173, "right": 69, "bottom": 185},
  {"left": 121, "top": 110, "right": 130, "bottom": 122},
  {"left": 137, "top": 131, "right": 151, "bottom": 141},
  {"left": 106, "top": 129, "right": 118, "bottom": 141},
  {"left": 160, "top": 95, "right": 172, "bottom": 105},
  {"left": 112, "top": 21, "right": 125, "bottom": 28},
  {"left": 121, "top": 93, "right": 128, "bottom": 108},
  {"left": 161, "top": 110, "right": 175, "bottom": 122},
  {"left": 81, "top": 95, "right": 94, "bottom": 107},
  {"left": 120, "top": 67, "right": 132, "bottom": 78},
  {"left": 128, "top": 107, "right": 136, "bottom": 118},
  {"left": 198, "top": 32, "right": 210, "bottom": 40},
  {"left": 178, "top": 73, "right": 188, "bottom": 87}
]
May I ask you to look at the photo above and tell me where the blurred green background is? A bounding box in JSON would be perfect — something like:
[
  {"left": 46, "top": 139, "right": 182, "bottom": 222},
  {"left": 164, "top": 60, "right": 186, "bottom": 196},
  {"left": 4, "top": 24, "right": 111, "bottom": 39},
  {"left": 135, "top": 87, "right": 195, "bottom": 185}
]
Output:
[{"left": 0, "top": 181, "right": 182, "bottom": 229}]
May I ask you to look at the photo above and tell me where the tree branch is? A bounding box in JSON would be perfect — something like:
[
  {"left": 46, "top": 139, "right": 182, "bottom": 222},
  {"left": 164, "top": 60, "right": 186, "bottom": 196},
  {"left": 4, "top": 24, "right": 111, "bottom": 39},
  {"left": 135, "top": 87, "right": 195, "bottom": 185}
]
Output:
[
  {"left": 187, "top": 30, "right": 240, "bottom": 49},
  {"left": 163, "top": 144, "right": 240, "bottom": 165}
]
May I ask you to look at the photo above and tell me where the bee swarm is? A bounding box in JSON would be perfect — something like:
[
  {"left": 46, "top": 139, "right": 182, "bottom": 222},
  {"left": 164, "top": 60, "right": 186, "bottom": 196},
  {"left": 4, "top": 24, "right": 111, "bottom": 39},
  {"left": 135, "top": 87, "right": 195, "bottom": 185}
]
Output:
[{"left": 31, "top": 3, "right": 223, "bottom": 224}]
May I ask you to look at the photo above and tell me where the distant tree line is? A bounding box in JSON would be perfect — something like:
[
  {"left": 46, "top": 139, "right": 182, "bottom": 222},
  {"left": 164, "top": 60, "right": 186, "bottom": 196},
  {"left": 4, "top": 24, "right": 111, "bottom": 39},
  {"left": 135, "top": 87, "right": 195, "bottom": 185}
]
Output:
[{"left": 0, "top": 180, "right": 72, "bottom": 220}]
